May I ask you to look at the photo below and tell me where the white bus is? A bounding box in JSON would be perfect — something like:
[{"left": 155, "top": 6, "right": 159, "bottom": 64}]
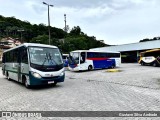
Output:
[
  {"left": 2, "top": 43, "right": 65, "bottom": 88},
  {"left": 68, "top": 50, "right": 121, "bottom": 71}
]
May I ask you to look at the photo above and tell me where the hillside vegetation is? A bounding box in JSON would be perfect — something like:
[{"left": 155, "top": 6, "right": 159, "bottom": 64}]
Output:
[{"left": 0, "top": 15, "right": 107, "bottom": 53}]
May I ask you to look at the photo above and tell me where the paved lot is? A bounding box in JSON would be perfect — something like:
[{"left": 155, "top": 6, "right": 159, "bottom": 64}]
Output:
[{"left": 0, "top": 63, "right": 160, "bottom": 119}]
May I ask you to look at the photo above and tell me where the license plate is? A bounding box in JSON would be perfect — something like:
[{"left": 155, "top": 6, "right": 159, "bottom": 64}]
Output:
[{"left": 48, "top": 81, "right": 55, "bottom": 84}]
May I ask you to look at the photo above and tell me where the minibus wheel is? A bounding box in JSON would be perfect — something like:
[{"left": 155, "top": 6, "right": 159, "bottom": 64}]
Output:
[
  {"left": 23, "top": 76, "right": 30, "bottom": 88},
  {"left": 6, "top": 72, "right": 11, "bottom": 80}
]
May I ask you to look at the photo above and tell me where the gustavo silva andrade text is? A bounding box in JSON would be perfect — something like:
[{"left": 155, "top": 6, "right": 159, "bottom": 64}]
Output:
[{"left": 119, "top": 112, "right": 158, "bottom": 117}]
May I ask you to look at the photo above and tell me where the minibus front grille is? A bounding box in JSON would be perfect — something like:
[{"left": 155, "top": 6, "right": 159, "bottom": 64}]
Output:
[
  {"left": 42, "top": 76, "right": 59, "bottom": 79},
  {"left": 30, "top": 63, "right": 63, "bottom": 72}
]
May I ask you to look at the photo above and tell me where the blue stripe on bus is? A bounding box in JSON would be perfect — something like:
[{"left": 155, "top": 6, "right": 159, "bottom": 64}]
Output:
[{"left": 93, "top": 59, "right": 115, "bottom": 69}]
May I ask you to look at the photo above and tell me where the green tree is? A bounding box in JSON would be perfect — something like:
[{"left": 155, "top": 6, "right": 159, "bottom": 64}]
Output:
[
  {"left": 0, "top": 15, "right": 107, "bottom": 53},
  {"left": 69, "top": 26, "right": 81, "bottom": 36},
  {"left": 30, "top": 35, "right": 49, "bottom": 44}
]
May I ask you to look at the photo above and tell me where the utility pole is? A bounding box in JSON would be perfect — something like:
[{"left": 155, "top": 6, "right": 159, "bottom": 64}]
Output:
[
  {"left": 64, "top": 14, "right": 67, "bottom": 32},
  {"left": 17, "top": 29, "right": 24, "bottom": 43},
  {"left": 43, "top": 2, "right": 53, "bottom": 45}
]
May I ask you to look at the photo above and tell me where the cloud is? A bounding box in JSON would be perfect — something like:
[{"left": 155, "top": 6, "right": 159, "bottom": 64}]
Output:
[
  {"left": 55, "top": 0, "right": 112, "bottom": 8},
  {"left": 67, "top": 0, "right": 160, "bottom": 44},
  {"left": 1, "top": 0, "right": 160, "bottom": 44},
  {"left": 26, "top": 1, "right": 46, "bottom": 15}
]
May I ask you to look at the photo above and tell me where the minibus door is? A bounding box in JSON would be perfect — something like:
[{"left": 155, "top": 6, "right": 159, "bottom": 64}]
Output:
[
  {"left": 17, "top": 63, "right": 21, "bottom": 82},
  {"left": 2, "top": 64, "right": 5, "bottom": 75},
  {"left": 18, "top": 48, "right": 21, "bottom": 82}
]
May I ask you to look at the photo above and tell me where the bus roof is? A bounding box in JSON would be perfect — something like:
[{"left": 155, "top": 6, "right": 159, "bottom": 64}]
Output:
[
  {"left": 70, "top": 50, "right": 120, "bottom": 53},
  {"left": 3, "top": 43, "right": 58, "bottom": 53},
  {"left": 141, "top": 48, "right": 160, "bottom": 54}
]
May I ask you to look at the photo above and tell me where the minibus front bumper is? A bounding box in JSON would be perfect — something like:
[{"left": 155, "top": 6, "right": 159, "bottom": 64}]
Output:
[{"left": 29, "top": 72, "right": 65, "bottom": 85}]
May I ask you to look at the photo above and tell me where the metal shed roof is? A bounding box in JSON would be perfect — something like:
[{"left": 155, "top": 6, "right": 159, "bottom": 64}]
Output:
[{"left": 90, "top": 40, "right": 160, "bottom": 52}]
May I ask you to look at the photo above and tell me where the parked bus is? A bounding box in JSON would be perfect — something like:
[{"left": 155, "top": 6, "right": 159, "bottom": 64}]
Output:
[
  {"left": 62, "top": 54, "right": 69, "bottom": 67},
  {"left": 138, "top": 48, "right": 160, "bottom": 67},
  {"left": 68, "top": 50, "right": 121, "bottom": 71},
  {"left": 2, "top": 43, "right": 65, "bottom": 88}
]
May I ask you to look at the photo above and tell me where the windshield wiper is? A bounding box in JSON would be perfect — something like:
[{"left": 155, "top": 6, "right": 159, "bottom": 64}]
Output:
[
  {"left": 42, "top": 53, "right": 48, "bottom": 66},
  {"left": 48, "top": 53, "right": 58, "bottom": 65},
  {"left": 42, "top": 53, "right": 58, "bottom": 66}
]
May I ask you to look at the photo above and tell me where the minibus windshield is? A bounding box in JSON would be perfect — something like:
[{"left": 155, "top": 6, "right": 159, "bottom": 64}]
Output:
[{"left": 29, "top": 47, "right": 63, "bottom": 66}]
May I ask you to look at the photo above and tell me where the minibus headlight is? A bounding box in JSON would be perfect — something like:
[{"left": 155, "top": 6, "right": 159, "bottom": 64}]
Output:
[
  {"left": 60, "top": 71, "right": 65, "bottom": 76},
  {"left": 31, "top": 72, "right": 42, "bottom": 79}
]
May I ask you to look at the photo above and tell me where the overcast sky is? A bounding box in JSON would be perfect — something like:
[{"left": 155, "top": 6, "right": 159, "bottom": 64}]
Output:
[{"left": 0, "top": 0, "right": 160, "bottom": 45}]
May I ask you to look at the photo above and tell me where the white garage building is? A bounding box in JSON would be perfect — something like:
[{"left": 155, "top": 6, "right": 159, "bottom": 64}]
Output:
[{"left": 90, "top": 40, "right": 160, "bottom": 63}]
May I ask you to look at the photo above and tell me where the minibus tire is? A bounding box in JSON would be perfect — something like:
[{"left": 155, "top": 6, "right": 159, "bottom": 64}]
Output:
[
  {"left": 6, "top": 72, "right": 11, "bottom": 81},
  {"left": 23, "top": 76, "right": 30, "bottom": 89}
]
